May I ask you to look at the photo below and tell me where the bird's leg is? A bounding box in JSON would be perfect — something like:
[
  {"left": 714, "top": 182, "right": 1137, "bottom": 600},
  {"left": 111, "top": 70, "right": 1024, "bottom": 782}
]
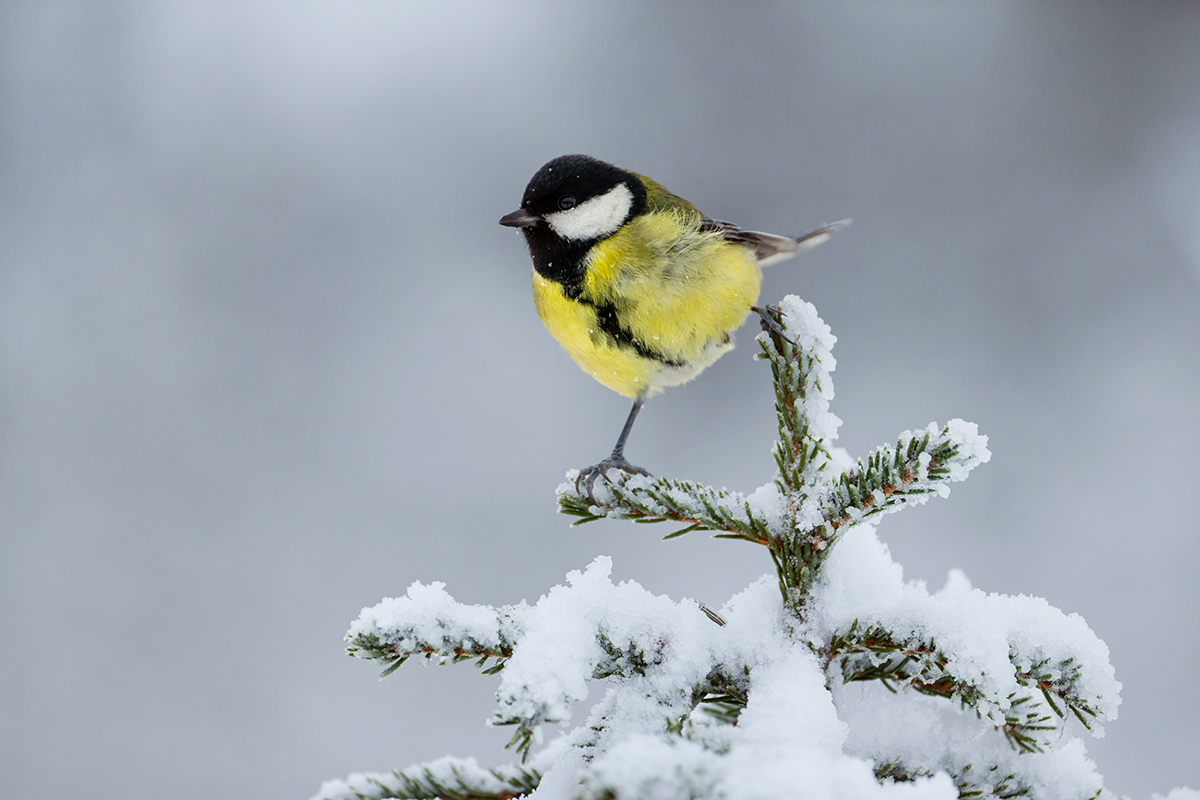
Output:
[
  {"left": 610, "top": 394, "right": 644, "bottom": 461},
  {"left": 576, "top": 395, "right": 652, "bottom": 503}
]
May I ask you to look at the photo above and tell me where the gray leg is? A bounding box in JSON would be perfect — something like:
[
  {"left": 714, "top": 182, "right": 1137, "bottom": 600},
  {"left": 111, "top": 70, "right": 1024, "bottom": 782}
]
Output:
[{"left": 576, "top": 395, "right": 651, "bottom": 503}]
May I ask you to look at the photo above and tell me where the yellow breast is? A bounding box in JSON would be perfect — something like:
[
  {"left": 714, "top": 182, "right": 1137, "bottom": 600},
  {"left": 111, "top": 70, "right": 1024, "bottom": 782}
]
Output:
[{"left": 532, "top": 212, "right": 762, "bottom": 399}]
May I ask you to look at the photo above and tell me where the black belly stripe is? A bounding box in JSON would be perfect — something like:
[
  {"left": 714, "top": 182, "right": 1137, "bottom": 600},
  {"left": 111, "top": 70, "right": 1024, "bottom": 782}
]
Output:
[
  {"left": 582, "top": 297, "right": 687, "bottom": 368},
  {"left": 532, "top": 243, "right": 691, "bottom": 368}
]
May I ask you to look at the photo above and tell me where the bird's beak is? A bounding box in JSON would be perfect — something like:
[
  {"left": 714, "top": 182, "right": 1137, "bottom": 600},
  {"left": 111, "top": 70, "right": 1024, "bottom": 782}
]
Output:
[{"left": 499, "top": 208, "right": 540, "bottom": 228}]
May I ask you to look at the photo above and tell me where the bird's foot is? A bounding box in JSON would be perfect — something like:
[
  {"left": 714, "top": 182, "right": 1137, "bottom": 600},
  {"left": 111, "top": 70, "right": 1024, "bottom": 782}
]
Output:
[
  {"left": 752, "top": 305, "right": 798, "bottom": 349},
  {"left": 576, "top": 455, "right": 651, "bottom": 505}
]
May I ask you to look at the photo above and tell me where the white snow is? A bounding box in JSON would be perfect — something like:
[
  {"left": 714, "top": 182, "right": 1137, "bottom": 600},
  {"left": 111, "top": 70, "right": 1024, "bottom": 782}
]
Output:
[
  {"left": 1154, "top": 790, "right": 1200, "bottom": 800},
  {"left": 765, "top": 295, "right": 843, "bottom": 447},
  {"left": 328, "top": 544, "right": 1129, "bottom": 800},
  {"left": 350, "top": 579, "right": 527, "bottom": 663},
  {"left": 810, "top": 524, "right": 1120, "bottom": 736},
  {"left": 315, "top": 295, "right": 1190, "bottom": 800}
]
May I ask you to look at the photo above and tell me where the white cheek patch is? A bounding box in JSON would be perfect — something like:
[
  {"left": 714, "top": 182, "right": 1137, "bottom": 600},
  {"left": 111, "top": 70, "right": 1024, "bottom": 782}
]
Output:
[{"left": 544, "top": 183, "right": 634, "bottom": 241}]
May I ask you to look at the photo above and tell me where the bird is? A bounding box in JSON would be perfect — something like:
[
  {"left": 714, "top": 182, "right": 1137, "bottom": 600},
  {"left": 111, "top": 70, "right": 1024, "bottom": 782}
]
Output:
[{"left": 499, "top": 154, "right": 845, "bottom": 500}]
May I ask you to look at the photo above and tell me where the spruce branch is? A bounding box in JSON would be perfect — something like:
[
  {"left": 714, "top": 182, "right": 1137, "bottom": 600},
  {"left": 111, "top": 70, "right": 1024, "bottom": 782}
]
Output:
[
  {"left": 558, "top": 475, "right": 773, "bottom": 544},
  {"left": 689, "top": 665, "right": 752, "bottom": 727},
  {"left": 344, "top": 583, "right": 526, "bottom": 678},
  {"left": 816, "top": 421, "right": 987, "bottom": 532},
  {"left": 322, "top": 292, "right": 1146, "bottom": 799},
  {"left": 874, "top": 762, "right": 1038, "bottom": 800},
  {"left": 756, "top": 305, "right": 836, "bottom": 499},
  {"left": 556, "top": 296, "right": 990, "bottom": 619},
  {"left": 313, "top": 757, "right": 541, "bottom": 800},
  {"left": 347, "top": 630, "right": 515, "bottom": 679},
  {"left": 823, "top": 621, "right": 1110, "bottom": 754},
  {"left": 488, "top": 617, "right": 694, "bottom": 763}
]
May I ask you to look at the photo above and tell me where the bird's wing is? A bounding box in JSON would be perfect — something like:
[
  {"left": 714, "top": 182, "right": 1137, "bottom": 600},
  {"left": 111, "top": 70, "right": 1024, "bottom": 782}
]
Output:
[{"left": 702, "top": 218, "right": 851, "bottom": 267}]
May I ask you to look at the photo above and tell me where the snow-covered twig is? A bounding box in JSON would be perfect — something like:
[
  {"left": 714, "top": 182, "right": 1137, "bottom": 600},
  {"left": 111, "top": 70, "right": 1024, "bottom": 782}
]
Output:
[{"left": 316, "top": 296, "right": 1183, "bottom": 800}]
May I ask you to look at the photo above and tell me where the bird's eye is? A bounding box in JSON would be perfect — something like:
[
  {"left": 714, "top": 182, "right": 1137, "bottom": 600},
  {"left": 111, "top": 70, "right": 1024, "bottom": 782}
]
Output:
[{"left": 558, "top": 195, "right": 576, "bottom": 210}]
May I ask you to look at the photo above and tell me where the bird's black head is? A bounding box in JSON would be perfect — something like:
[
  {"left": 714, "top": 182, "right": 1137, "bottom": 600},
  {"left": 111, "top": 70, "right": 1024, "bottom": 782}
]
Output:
[
  {"left": 499, "top": 155, "right": 647, "bottom": 289},
  {"left": 516, "top": 154, "right": 645, "bottom": 226}
]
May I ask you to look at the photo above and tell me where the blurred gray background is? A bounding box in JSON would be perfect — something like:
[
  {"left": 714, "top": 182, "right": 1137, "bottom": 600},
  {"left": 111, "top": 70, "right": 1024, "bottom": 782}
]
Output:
[{"left": 2, "top": 2, "right": 1198, "bottom": 798}]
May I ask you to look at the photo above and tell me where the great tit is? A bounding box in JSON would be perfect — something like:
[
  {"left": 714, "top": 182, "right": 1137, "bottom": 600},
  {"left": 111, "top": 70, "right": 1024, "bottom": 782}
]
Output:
[{"left": 500, "top": 154, "right": 844, "bottom": 498}]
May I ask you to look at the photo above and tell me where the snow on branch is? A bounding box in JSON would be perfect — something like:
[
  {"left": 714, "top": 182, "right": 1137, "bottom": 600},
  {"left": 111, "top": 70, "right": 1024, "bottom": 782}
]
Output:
[
  {"left": 557, "top": 297, "right": 990, "bottom": 617},
  {"left": 824, "top": 620, "right": 1110, "bottom": 753},
  {"left": 347, "top": 581, "right": 525, "bottom": 678},
  {"left": 557, "top": 476, "right": 774, "bottom": 544},
  {"left": 316, "top": 295, "right": 1194, "bottom": 800},
  {"left": 816, "top": 419, "right": 991, "bottom": 532},
  {"left": 313, "top": 756, "right": 542, "bottom": 800},
  {"left": 346, "top": 558, "right": 750, "bottom": 763}
]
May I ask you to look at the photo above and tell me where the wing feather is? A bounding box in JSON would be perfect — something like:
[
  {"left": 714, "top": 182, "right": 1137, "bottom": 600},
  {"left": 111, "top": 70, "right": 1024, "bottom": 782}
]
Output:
[{"left": 701, "top": 218, "right": 851, "bottom": 266}]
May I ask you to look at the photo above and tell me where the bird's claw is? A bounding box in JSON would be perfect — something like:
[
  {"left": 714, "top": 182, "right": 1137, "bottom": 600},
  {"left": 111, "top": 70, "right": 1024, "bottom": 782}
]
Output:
[
  {"left": 576, "top": 455, "right": 651, "bottom": 505},
  {"left": 753, "top": 304, "right": 799, "bottom": 352}
]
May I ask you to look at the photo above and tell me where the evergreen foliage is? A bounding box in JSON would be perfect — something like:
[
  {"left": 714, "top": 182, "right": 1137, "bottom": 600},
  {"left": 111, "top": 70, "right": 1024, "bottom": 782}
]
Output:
[{"left": 317, "top": 297, "right": 1144, "bottom": 800}]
